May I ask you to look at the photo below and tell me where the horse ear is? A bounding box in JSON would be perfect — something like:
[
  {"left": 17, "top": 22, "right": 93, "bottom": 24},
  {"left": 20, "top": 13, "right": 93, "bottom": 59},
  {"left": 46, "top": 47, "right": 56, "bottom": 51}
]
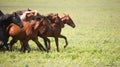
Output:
[
  {"left": 66, "top": 13, "right": 69, "bottom": 16},
  {"left": 63, "top": 13, "right": 66, "bottom": 15},
  {"left": 56, "top": 13, "right": 58, "bottom": 16},
  {"left": 53, "top": 13, "right": 58, "bottom": 16},
  {"left": 11, "top": 12, "right": 17, "bottom": 16},
  {"left": 62, "top": 13, "right": 66, "bottom": 17}
]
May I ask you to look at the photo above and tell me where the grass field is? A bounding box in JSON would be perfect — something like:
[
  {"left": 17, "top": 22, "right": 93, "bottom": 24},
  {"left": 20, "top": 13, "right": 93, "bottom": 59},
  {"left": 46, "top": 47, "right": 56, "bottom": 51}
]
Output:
[{"left": 0, "top": 0, "right": 120, "bottom": 67}]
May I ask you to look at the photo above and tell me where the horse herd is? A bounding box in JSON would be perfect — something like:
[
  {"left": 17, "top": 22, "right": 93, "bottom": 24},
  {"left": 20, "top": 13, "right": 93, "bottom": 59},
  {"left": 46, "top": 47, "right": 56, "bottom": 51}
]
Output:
[{"left": 0, "top": 9, "right": 75, "bottom": 52}]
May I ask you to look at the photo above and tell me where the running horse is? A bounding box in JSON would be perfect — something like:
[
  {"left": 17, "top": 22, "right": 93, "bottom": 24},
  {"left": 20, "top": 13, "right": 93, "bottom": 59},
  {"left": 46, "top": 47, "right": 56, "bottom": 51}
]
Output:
[
  {"left": 38, "top": 13, "right": 75, "bottom": 52},
  {"left": 7, "top": 12, "right": 51, "bottom": 52},
  {"left": 0, "top": 10, "right": 23, "bottom": 50},
  {"left": 38, "top": 13, "right": 63, "bottom": 52}
]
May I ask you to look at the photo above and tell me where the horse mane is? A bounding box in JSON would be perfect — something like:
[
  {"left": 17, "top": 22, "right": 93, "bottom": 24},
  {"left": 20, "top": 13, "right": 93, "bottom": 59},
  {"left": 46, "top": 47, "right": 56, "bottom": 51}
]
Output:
[{"left": 46, "top": 14, "right": 55, "bottom": 23}]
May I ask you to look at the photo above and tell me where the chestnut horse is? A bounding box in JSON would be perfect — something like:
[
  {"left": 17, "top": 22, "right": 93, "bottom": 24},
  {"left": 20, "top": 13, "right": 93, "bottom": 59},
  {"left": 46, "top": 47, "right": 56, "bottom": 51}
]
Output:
[
  {"left": 7, "top": 13, "right": 51, "bottom": 52},
  {"left": 38, "top": 13, "right": 75, "bottom": 52},
  {"left": 0, "top": 11, "right": 23, "bottom": 50}
]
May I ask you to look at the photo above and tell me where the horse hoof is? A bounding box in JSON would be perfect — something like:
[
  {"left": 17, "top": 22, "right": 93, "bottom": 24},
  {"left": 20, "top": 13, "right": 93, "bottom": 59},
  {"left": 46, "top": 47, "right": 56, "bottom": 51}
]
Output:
[
  {"left": 27, "top": 51, "right": 30, "bottom": 53},
  {"left": 64, "top": 45, "right": 67, "bottom": 48},
  {"left": 27, "top": 50, "right": 31, "bottom": 53},
  {"left": 6, "top": 48, "right": 10, "bottom": 51}
]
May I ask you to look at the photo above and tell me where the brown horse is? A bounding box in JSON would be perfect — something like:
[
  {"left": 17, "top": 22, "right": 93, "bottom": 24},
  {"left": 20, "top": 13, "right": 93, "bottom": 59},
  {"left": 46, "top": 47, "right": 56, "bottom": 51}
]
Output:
[
  {"left": 7, "top": 13, "right": 51, "bottom": 52},
  {"left": 38, "top": 13, "right": 62, "bottom": 51},
  {"left": 38, "top": 13, "right": 75, "bottom": 52}
]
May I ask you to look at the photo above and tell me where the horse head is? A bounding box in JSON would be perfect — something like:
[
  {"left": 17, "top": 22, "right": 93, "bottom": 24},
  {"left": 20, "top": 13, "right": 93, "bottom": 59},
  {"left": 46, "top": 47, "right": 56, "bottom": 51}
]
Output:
[
  {"left": 9, "top": 12, "right": 23, "bottom": 28},
  {"left": 61, "top": 13, "right": 75, "bottom": 28},
  {"left": 47, "top": 13, "right": 64, "bottom": 28}
]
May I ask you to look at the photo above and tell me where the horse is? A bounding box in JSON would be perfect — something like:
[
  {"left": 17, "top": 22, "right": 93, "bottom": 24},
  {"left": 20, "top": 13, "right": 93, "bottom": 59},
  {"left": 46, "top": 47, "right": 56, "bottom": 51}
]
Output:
[
  {"left": 18, "top": 13, "right": 60, "bottom": 52},
  {"left": 0, "top": 11, "right": 23, "bottom": 50},
  {"left": 7, "top": 13, "right": 51, "bottom": 52},
  {"left": 38, "top": 13, "right": 62, "bottom": 52},
  {"left": 38, "top": 13, "right": 75, "bottom": 52}
]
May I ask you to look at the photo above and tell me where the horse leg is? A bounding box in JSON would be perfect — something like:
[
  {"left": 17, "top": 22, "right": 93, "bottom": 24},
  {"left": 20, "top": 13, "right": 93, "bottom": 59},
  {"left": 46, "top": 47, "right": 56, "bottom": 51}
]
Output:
[
  {"left": 5, "top": 34, "right": 10, "bottom": 50},
  {"left": 26, "top": 43, "right": 31, "bottom": 53},
  {"left": 45, "top": 37, "right": 50, "bottom": 50},
  {"left": 40, "top": 35, "right": 50, "bottom": 51},
  {"left": 54, "top": 37, "right": 59, "bottom": 52},
  {"left": 9, "top": 39, "right": 17, "bottom": 51},
  {"left": 43, "top": 37, "right": 50, "bottom": 52},
  {"left": 59, "top": 35, "right": 68, "bottom": 48},
  {"left": 20, "top": 42, "right": 26, "bottom": 53},
  {"left": 20, "top": 40, "right": 30, "bottom": 53},
  {"left": 0, "top": 44, "right": 4, "bottom": 49},
  {"left": 0, "top": 34, "right": 9, "bottom": 50},
  {"left": 20, "top": 41, "right": 24, "bottom": 52},
  {"left": 20, "top": 41, "right": 27, "bottom": 52},
  {"left": 32, "top": 37, "right": 46, "bottom": 51},
  {"left": 2, "top": 39, "right": 9, "bottom": 50},
  {"left": 21, "top": 42, "right": 31, "bottom": 53}
]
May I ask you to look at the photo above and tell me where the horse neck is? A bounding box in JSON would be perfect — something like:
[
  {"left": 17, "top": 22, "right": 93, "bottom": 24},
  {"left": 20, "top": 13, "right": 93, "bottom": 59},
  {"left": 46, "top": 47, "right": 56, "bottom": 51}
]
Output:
[
  {"left": 58, "top": 18, "right": 65, "bottom": 28},
  {"left": 51, "top": 22, "right": 62, "bottom": 30}
]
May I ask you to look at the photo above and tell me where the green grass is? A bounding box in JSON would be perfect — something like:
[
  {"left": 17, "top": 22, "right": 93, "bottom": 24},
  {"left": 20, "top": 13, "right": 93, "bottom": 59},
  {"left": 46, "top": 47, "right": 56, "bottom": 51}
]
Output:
[{"left": 0, "top": 0, "right": 120, "bottom": 67}]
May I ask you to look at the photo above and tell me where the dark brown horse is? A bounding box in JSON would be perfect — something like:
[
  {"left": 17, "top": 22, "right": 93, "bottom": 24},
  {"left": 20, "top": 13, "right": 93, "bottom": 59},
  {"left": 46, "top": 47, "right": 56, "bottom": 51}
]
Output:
[
  {"left": 38, "top": 13, "right": 75, "bottom": 52},
  {"left": 0, "top": 11, "right": 23, "bottom": 50},
  {"left": 7, "top": 13, "right": 51, "bottom": 52}
]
